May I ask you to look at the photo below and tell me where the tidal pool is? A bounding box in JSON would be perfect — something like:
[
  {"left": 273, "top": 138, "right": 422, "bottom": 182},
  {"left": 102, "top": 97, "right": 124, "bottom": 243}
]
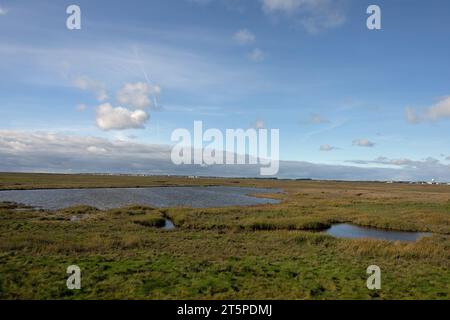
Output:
[
  {"left": 0, "top": 186, "right": 280, "bottom": 210},
  {"left": 325, "top": 223, "right": 432, "bottom": 242},
  {"left": 163, "top": 219, "right": 176, "bottom": 230}
]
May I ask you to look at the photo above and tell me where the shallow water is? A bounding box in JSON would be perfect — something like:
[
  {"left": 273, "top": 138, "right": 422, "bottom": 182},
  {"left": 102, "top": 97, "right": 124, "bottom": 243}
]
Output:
[
  {"left": 163, "top": 219, "right": 176, "bottom": 230},
  {"left": 0, "top": 186, "right": 280, "bottom": 210},
  {"left": 325, "top": 223, "right": 431, "bottom": 242}
]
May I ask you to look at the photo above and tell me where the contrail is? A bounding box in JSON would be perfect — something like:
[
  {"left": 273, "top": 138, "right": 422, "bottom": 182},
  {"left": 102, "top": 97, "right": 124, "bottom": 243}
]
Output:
[{"left": 132, "top": 46, "right": 160, "bottom": 110}]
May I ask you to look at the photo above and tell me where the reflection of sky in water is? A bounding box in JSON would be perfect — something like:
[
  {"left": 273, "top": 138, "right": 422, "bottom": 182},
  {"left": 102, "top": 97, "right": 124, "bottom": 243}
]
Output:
[
  {"left": 0, "top": 187, "right": 280, "bottom": 210},
  {"left": 163, "top": 219, "right": 176, "bottom": 230},
  {"left": 326, "top": 224, "right": 431, "bottom": 242}
]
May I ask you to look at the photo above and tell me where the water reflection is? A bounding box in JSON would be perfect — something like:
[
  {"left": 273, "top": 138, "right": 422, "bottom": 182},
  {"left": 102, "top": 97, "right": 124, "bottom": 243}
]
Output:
[
  {"left": 0, "top": 186, "right": 280, "bottom": 210},
  {"left": 162, "top": 219, "right": 176, "bottom": 230},
  {"left": 325, "top": 223, "right": 432, "bottom": 242}
]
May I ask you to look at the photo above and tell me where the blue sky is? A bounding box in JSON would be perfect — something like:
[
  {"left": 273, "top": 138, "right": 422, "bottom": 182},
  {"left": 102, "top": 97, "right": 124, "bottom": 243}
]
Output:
[{"left": 1, "top": 0, "right": 450, "bottom": 180}]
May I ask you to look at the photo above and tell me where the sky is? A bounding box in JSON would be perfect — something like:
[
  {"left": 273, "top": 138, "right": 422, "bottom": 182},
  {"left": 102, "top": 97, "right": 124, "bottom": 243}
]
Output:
[{"left": 1, "top": 0, "right": 450, "bottom": 181}]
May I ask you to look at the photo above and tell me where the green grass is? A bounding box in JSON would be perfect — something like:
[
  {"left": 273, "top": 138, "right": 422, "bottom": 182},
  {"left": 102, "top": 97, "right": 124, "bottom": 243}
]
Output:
[{"left": 0, "top": 173, "right": 449, "bottom": 299}]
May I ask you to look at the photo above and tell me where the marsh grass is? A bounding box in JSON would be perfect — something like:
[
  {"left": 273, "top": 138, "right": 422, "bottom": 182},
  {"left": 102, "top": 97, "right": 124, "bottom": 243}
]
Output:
[
  {"left": 133, "top": 213, "right": 166, "bottom": 228},
  {"left": 0, "top": 174, "right": 449, "bottom": 299}
]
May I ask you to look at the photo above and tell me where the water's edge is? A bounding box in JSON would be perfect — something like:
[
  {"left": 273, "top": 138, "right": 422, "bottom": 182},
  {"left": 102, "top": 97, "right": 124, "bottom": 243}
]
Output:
[
  {"left": 324, "top": 223, "right": 432, "bottom": 242},
  {"left": 0, "top": 186, "right": 282, "bottom": 210}
]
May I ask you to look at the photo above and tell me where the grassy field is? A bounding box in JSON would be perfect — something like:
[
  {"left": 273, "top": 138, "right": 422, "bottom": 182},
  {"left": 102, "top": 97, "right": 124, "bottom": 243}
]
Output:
[{"left": 0, "top": 173, "right": 449, "bottom": 299}]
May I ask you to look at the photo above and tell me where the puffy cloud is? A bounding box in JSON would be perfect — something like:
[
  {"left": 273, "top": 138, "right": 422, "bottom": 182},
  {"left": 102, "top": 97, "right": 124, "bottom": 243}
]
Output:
[
  {"left": 352, "top": 139, "right": 375, "bottom": 148},
  {"left": 425, "top": 96, "right": 450, "bottom": 121},
  {"left": 116, "top": 82, "right": 161, "bottom": 110},
  {"left": 260, "top": 0, "right": 346, "bottom": 33},
  {"left": 96, "top": 103, "right": 149, "bottom": 131},
  {"left": 248, "top": 48, "right": 265, "bottom": 62},
  {"left": 319, "top": 144, "right": 336, "bottom": 151},
  {"left": 74, "top": 81, "right": 161, "bottom": 130},
  {"left": 73, "top": 76, "right": 108, "bottom": 102},
  {"left": 233, "top": 29, "right": 256, "bottom": 45},
  {"left": 405, "top": 96, "right": 450, "bottom": 124},
  {"left": 0, "top": 6, "right": 7, "bottom": 15}
]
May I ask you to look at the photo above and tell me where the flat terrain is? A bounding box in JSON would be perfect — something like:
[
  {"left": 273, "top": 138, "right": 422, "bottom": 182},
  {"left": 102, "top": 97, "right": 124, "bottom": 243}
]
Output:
[{"left": 0, "top": 173, "right": 449, "bottom": 299}]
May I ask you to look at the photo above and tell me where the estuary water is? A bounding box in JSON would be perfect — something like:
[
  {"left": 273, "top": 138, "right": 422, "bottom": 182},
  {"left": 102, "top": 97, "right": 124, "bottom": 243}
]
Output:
[
  {"left": 0, "top": 186, "right": 280, "bottom": 210},
  {"left": 325, "top": 223, "right": 432, "bottom": 242}
]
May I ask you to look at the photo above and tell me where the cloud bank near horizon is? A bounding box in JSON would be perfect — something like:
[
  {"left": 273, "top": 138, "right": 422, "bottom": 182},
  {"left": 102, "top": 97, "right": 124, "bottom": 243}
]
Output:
[{"left": 1, "top": 130, "right": 449, "bottom": 182}]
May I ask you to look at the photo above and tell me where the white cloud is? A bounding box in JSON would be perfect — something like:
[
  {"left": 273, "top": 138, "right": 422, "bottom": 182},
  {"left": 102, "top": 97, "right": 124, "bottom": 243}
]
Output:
[
  {"left": 248, "top": 48, "right": 265, "bottom": 62},
  {"left": 96, "top": 103, "right": 149, "bottom": 131},
  {"left": 0, "top": 130, "right": 168, "bottom": 157},
  {"left": 0, "top": 130, "right": 172, "bottom": 173},
  {"left": 347, "top": 156, "right": 442, "bottom": 170},
  {"left": 0, "top": 6, "right": 7, "bottom": 15},
  {"left": 74, "top": 81, "right": 161, "bottom": 130},
  {"left": 116, "top": 82, "right": 161, "bottom": 110},
  {"left": 405, "top": 96, "right": 450, "bottom": 124},
  {"left": 233, "top": 29, "right": 256, "bottom": 45},
  {"left": 319, "top": 144, "right": 336, "bottom": 151},
  {"left": 73, "top": 76, "right": 108, "bottom": 102},
  {"left": 87, "top": 146, "right": 108, "bottom": 154},
  {"left": 2, "top": 130, "right": 450, "bottom": 181},
  {"left": 352, "top": 139, "right": 375, "bottom": 148},
  {"left": 260, "top": 0, "right": 346, "bottom": 33},
  {"left": 425, "top": 96, "right": 450, "bottom": 121}
]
